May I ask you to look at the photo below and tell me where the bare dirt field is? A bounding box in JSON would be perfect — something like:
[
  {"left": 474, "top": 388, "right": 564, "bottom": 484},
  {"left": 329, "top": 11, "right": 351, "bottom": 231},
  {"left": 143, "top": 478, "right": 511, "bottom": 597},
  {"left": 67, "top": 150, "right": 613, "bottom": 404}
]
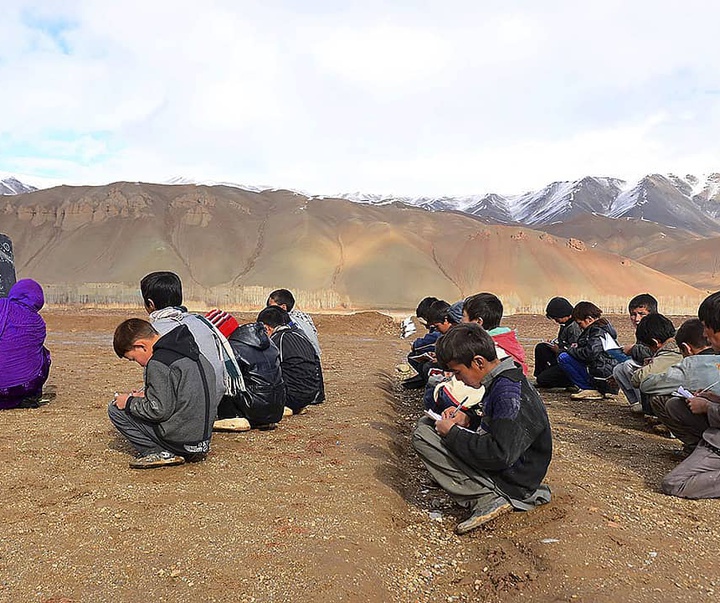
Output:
[{"left": 0, "top": 311, "right": 717, "bottom": 603}]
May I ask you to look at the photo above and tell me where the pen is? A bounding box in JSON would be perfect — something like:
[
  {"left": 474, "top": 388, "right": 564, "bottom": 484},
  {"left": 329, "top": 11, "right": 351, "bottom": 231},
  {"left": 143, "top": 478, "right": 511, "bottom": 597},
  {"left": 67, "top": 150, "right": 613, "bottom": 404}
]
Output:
[
  {"left": 698, "top": 380, "right": 720, "bottom": 394},
  {"left": 451, "top": 396, "right": 469, "bottom": 417}
]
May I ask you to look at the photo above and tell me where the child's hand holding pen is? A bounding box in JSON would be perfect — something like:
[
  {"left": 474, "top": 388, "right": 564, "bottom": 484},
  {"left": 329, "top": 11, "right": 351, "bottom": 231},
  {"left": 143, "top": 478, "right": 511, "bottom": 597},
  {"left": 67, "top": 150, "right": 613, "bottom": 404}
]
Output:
[{"left": 436, "top": 398, "right": 471, "bottom": 436}]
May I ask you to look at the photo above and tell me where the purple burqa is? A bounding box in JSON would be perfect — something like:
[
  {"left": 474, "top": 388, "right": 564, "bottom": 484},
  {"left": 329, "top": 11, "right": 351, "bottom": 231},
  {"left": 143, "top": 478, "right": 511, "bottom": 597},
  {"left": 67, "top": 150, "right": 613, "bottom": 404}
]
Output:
[{"left": 0, "top": 279, "right": 51, "bottom": 408}]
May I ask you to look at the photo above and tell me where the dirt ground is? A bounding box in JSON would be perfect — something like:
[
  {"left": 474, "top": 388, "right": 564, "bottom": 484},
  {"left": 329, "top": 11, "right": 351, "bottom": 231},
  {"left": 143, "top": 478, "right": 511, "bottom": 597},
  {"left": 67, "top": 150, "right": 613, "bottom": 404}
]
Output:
[{"left": 0, "top": 311, "right": 718, "bottom": 603}]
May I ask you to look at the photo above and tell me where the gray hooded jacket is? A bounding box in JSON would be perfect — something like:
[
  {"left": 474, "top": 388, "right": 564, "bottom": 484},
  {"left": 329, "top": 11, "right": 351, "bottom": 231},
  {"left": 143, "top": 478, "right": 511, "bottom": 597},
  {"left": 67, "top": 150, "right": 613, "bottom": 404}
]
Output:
[{"left": 126, "top": 325, "right": 221, "bottom": 454}]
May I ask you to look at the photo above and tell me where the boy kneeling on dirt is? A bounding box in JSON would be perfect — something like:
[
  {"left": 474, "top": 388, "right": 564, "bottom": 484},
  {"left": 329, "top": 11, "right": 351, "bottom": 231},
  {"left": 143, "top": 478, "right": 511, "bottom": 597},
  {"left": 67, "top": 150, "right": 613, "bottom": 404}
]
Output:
[
  {"left": 412, "top": 323, "right": 552, "bottom": 534},
  {"left": 110, "top": 319, "right": 221, "bottom": 469}
]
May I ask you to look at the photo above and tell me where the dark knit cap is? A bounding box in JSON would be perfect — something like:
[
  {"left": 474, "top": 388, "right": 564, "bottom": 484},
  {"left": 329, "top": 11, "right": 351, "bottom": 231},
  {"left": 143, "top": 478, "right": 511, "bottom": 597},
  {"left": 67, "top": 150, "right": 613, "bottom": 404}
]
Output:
[{"left": 545, "top": 297, "right": 574, "bottom": 319}]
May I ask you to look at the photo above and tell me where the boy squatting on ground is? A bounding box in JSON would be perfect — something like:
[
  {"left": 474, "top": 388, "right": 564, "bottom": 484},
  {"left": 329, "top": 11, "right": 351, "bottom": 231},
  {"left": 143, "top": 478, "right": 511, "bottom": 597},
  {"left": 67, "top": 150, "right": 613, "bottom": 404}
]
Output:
[
  {"left": 640, "top": 318, "right": 720, "bottom": 454},
  {"left": 109, "top": 319, "right": 223, "bottom": 469},
  {"left": 403, "top": 299, "right": 461, "bottom": 393},
  {"left": 140, "top": 271, "right": 228, "bottom": 401},
  {"left": 659, "top": 292, "right": 720, "bottom": 499},
  {"left": 533, "top": 297, "right": 582, "bottom": 390},
  {"left": 412, "top": 323, "right": 552, "bottom": 535},
  {"left": 257, "top": 306, "right": 325, "bottom": 414},
  {"left": 612, "top": 294, "right": 658, "bottom": 414},
  {"left": 558, "top": 301, "right": 623, "bottom": 400}
]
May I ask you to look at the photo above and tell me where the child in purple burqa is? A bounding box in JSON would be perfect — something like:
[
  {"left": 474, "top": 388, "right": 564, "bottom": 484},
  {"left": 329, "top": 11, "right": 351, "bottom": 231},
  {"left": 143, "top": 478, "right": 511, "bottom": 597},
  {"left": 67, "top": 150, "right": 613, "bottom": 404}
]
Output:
[{"left": 0, "top": 279, "right": 51, "bottom": 409}]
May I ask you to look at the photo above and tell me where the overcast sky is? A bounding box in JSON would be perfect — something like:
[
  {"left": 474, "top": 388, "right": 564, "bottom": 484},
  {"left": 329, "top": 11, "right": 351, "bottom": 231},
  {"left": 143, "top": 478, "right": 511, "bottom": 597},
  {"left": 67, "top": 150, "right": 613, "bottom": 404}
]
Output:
[{"left": 1, "top": 0, "right": 719, "bottom": 196}]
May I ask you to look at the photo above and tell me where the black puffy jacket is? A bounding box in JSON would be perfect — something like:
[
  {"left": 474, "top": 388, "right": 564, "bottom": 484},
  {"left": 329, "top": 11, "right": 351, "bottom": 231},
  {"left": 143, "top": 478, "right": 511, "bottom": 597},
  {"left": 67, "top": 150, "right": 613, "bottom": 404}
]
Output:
[
  {"left": 567, "top": 319, "right": 621, "bottom": 379},
  {"left": 217, "top": 323, "right": 286, "bottom": 426}
]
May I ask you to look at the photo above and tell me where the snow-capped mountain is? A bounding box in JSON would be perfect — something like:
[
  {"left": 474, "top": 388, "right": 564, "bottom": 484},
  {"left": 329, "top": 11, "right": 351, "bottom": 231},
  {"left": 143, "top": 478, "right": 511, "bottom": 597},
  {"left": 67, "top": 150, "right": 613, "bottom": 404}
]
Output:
[
  {"left": 0, "top": 177, "right": 37, "bottom": 195},
  {"left": 337, "top": 172, "right": 720, "bottom": 235}
]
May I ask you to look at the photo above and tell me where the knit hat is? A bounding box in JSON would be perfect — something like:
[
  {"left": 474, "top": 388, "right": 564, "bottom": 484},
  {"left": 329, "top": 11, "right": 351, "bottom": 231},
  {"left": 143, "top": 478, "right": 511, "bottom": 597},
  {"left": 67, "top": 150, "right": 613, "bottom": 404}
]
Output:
[
  {"left": 205, "top": 309, "right": 239, "bottom": 338},
  {"left": 545, "top": 297, "right": 573, "bottom": 320}
]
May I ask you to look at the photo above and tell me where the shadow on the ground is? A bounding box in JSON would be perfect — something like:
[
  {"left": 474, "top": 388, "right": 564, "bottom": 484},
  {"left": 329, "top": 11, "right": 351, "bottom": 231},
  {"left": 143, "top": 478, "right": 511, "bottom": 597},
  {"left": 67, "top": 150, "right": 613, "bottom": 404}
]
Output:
[{"left": 367, "top": 371, "right": 458, "bottom": 515}]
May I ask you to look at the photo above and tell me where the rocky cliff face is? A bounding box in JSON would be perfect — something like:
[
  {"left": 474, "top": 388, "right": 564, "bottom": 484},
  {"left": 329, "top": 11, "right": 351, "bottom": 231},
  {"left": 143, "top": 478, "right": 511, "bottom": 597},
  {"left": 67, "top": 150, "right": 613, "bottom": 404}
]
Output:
[{"left": 1, "top": 181, "right": 707, "bottom": 311}]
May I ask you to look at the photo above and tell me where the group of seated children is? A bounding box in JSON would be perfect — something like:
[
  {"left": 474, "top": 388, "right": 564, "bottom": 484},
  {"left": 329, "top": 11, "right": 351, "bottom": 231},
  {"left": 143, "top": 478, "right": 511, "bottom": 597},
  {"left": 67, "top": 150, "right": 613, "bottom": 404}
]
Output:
[
  {"left": 531, "top": 292, "right": 720, "bottom": 500},
  {"left": 110, "top": 272, "right": 324, "bottom": 469},
  {"left": 405, "top": 289, "right": 720, "bottom": 534}
]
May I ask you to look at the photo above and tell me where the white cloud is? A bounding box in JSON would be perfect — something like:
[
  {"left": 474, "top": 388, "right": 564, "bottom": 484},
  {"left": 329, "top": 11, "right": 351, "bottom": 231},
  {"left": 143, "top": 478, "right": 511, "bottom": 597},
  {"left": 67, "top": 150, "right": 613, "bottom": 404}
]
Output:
[{"left": 0, "top": 0, "right": 719, "bottom": 194}]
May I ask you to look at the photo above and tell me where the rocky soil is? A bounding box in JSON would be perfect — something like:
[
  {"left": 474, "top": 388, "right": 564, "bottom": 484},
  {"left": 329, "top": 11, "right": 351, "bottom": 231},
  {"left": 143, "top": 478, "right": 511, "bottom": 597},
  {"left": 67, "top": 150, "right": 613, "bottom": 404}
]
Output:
[{"left": 0, "top": 311, "right": 716, "bottom": 602}]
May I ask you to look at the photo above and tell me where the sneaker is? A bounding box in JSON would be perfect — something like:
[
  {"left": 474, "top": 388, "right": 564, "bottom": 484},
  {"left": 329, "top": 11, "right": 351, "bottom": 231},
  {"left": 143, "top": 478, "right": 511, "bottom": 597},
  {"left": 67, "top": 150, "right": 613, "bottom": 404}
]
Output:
[
  {"left": 456, "top": 498, "right": 512, "bottom": 535},
  {"left": 129, "top": 451, "right": 185, "bottom": 469},
  {"left": 630, "top": 402, "right": 644, "bottom": 415},
  {"left": 283, "top": 406, "right": 294, "bottom": 417},
  {"left": 604, "top": 392, "right": 617, "bottom": 399},
  {"left": 213, "top": 417, "right": 251, "bottom": 432},
  {"left": 565, "top": 385, "right": 580, "bottom": 394},
  {"left": 570, "top": 389, "right": 604, "bottom": 400}
]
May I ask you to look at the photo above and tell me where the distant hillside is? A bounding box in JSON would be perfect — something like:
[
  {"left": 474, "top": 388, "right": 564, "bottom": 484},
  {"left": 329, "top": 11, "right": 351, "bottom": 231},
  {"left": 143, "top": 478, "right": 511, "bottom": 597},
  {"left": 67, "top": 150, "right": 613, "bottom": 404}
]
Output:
[
  {"left": 639, "top": 237, "right": 720, "bottom": 291},
  {"left": 0, "top": 182, "right": 706, "bottom": 311},
  {"left": 539, "top": 214, "right": 702, "bottom": 259}
]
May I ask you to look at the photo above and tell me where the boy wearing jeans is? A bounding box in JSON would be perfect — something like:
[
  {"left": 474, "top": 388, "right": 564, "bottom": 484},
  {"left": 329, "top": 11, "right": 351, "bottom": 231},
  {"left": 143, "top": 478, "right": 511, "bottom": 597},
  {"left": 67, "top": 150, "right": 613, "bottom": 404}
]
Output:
[{"left": 110, "top": 319, "right": 221, "bottom": 469}]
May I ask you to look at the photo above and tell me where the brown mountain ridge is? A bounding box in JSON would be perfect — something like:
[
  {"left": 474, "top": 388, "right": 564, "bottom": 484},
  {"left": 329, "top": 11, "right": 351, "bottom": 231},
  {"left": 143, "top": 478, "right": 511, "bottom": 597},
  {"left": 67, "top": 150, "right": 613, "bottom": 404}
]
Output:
[{"left": 0, "top": 182, "right": 706, "bottom": 312}]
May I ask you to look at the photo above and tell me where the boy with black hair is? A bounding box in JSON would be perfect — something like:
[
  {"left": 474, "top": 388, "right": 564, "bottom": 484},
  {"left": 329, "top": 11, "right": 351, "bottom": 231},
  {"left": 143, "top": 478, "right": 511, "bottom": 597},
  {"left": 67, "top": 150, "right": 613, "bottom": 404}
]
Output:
[
  {"left": 140, "top": 271, "right": 227, "bottom": 403},
  {"left": 110, "top": 319, "right": 221, "bottom": 469},
  {"left": 267, "top": 288, "right": 321, "bottom": 357},
  {"left": 416, "top": 296, "right": 439, "bottom": 326},
  {"left": 407, "top": 297, "right": 442, "bottom": 370},
  {"left": 427, "top": 300, "right": 458, "bottom": 334},
  {"left": 257, "top": 306, "right": 324, "bottom": 414},
  {"left": 641, "top": 318, "right": 719, "bottom": 450},
  {"left": 412, "top": 323, "right": 552, "bottom": 534},
  {"left": 462, "top": 292, "right": 528, "bottom": 374},
  {"left": 661, "top": 291, "right": 720, "bottom": 499},
  {"left": 405, "top": 299, "right": 459, "bottom": 392},
  {"left": 630, "top": 314, "right": 681, "bottom": 404},
  {"left": 612, "top": 293, "right": 659, "bottom": 413},
  {"left": 534, "top": 297, "right": 582, "bottom": 389},
  {"left": 558, "top": 301, "right": 623, "bottom": 400}
]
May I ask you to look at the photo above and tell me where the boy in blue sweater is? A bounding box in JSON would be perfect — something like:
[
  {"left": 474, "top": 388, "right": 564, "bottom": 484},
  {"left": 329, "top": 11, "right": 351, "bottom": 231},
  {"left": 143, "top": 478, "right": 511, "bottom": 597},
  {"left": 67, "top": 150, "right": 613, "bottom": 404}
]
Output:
[{"left": 412, "top": 323, "right": 552, "bottom": 534}]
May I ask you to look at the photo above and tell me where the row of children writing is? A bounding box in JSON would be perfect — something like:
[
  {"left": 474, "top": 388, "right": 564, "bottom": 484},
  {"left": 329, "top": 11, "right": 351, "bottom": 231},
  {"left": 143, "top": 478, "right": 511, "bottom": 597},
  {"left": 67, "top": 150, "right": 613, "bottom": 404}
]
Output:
[
  {"left": 111, "top": 272, "right": 324, "bottom": 469},
  {"left": 404, "top": 290, "right": 720, "bottom": 537}
]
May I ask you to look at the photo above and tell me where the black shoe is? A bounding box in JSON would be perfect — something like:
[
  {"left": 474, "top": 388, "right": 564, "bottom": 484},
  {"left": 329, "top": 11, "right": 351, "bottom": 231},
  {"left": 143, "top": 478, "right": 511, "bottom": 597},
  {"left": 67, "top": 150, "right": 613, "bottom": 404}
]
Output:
[{"left": 17, "top": 396, "right": 41, "bottom": 409}]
